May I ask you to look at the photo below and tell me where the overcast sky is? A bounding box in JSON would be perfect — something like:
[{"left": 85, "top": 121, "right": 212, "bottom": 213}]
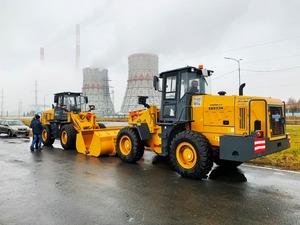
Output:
[{"left": 1, "top": 0, "right": 300, "bottom": 115}]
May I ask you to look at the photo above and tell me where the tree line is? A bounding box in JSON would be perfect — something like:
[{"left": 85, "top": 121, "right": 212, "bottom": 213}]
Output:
[{"left": 287, "top": 97, "right": 300, "bottom": 116}]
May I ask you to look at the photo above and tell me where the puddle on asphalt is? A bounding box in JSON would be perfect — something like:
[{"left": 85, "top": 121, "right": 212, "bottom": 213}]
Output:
[{"left": 0, "top": 135, "right": 30, "bottom": 143}]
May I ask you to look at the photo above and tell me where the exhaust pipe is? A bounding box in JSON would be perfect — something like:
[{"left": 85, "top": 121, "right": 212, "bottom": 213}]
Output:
[{"left": 239, "top": 83, "right": 246, "bottom": 96}]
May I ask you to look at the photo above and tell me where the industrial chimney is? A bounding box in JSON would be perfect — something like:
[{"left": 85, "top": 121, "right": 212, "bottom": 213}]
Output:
[
  {"left": 40, "top": 47, "right": 44, "bottom": 65},
  {"left": 76, "top": 24, "right": 80, "bottom": 71}
]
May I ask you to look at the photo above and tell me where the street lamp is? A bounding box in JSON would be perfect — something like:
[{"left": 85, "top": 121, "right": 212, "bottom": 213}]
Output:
[
  {"left": 43, "top": 94, "right": 49, "bottom": 111},
  {"left": 224, "top": 57, "right": 243, "bottom": 87}
]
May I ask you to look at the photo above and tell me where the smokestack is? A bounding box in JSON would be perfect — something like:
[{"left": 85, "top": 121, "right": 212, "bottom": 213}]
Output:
[
  {"left": 40, "top": 47, "right": 44, "bottom": 65},
  {"left": 76, "top": 24, "right": 80, "bottom": 71},
  {"left": 239, "top": 83, "right": 246, "bottom": 96},
  {"left": 34, "top": 80, "right": 39, "bottom": 111}
]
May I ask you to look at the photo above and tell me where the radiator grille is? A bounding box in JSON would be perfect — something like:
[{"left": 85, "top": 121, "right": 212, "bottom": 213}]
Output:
[{"left": 239, "top": 108, "right": 246, "bottom": 129}]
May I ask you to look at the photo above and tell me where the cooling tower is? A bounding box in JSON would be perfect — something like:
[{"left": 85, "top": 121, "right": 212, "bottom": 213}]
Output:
[
  {"left": 82, "top": 68, "right": 115, "bottom": 117},
  {"left": 120, "top": 53, "right": 160, "bottom": 113}
]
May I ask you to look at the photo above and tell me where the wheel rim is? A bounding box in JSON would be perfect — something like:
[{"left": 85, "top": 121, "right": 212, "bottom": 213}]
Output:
[
  {"left": 61, "top": 130, "right": 68, "bottom": 145},
  {"left": 42, "top": 129, "right": 47, "bottom": 141},
  {"left": 176, "top": 142, "right": 197, "bottom": 169},
  {"left": 119, "top": 135, "right": 132, "bottom": 156}
]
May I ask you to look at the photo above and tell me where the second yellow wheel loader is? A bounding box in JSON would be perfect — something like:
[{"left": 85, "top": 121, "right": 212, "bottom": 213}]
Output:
[{"left": 41, "top": 92, "right": 122, "bottom": 157}]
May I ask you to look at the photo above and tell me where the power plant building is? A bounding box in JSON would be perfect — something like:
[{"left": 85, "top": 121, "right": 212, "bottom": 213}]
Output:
[
  {"left": 82, "top": 68, "right": 115, "bottom": 117},
  {"left": 121, "top": 53, "right": 161, "bottom": 113}
]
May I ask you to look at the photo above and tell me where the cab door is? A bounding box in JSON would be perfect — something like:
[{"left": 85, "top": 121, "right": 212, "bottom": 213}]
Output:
[
  {"left": 54, "top": 95, "right": 68, "bottom": 121},
  {"left": 249, "top": 99, "right": 267, "bottom": 135}
]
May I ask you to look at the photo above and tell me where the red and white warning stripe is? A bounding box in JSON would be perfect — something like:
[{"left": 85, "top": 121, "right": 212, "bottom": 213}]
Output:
[{"left": 254, "top": 138, "right": 266, "bottom": 153}]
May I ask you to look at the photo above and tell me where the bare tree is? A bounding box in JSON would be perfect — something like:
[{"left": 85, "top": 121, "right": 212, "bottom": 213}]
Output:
[
  {"left": 287, "top": 97, "right": 297, "bottom": 116},
  {"left": 297, "top": 99, "right": 300, "bottom": 115}
]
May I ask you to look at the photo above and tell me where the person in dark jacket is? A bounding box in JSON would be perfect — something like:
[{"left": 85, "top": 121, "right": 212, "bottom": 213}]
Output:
[
  {"left": 30, "top": 117, "right": 39, "bottom": 149},
  {"left": 30, "top": 114, "right": 43, "bottom": 151}
]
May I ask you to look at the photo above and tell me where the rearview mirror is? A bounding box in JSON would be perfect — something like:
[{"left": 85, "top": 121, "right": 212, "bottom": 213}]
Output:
[
  {"left": 153, "top": 76, "right": 162, "bottom": 91},
  {"left": 54, "top": 95, "right": 59, "bottom": 103},
  {"left": 89, "top": 105, "right": 95, "bottom": 111}
]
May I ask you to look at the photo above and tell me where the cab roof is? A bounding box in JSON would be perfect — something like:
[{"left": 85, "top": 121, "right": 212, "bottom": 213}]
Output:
[
  {"left": 54, "top": 92, "right": 82, "bottom": 96},
  {"left": 159, "top": 66, "right": 213, "bottom": 78}
]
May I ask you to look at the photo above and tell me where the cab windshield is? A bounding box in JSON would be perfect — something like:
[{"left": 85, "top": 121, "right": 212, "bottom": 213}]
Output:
[
  {"left": 180, "top": 71, "right": 209, "bottom": 98},
  {"left": 61, "top": 95, "right": 86, "bottom": 112}
]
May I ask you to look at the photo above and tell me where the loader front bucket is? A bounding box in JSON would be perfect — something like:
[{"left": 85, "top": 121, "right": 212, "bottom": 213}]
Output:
[{"left": 76, "top": 126, "right": 123, "bottom": 157}]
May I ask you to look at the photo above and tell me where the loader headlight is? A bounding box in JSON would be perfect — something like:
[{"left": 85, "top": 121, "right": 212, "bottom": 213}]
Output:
[
  {"left": 255, "top": 131, "right": 264, "bottom": 138},
  {"left": 130, "top": 112, "right": 139, "bottom": 118},
  {"left": 86, "top": 112, "right": 93, "bottom": 119}
]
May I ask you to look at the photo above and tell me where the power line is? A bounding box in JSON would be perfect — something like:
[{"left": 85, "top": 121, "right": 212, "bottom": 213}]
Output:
[
  {"left": 219, "top": 35, "right": 300, "bottom": 53},
  {"left": 248, "top": 83, "right": 300, "bottom": 89},
  {"left": 162, "top": 35, "right": 300, "bottom": 63},
  {"left": 242, "top": 65, "right": 300, "bottom": 73},
  {"left": 212, "top": 69, "right": 236, "bottom": 80},
  {"left": 212, "top": 65, "right": 300, "bottom": 81},
  {"left": 242, "top": 54, "right": 300, "bottom": 65}
]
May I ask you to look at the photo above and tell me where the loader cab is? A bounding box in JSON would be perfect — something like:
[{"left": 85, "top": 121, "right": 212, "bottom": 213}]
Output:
[
  {"left": 53, "top": 92, "right": 88, "bottom": 121},
  {"left": 155, "top": 66, "right": 213, "bottom": 124}
]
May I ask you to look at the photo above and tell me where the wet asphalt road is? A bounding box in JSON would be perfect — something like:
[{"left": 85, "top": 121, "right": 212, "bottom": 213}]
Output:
[{"left": 1, "top": 135, "right": 300, "bottom": 225}]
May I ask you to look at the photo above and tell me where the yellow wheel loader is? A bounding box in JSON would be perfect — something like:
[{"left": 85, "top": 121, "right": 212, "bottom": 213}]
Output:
[
  {"left": 41, "top": 92, "right": 123, "bottom": 157},
  {"left": 116, "top": 66, "right": 290, "bottom": 179}
]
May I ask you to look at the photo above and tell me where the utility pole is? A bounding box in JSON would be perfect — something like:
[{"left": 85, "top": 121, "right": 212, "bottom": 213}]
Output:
[
  {"left": 111, "top": 89, "right": 114, "bottom": 111},
  {"left": 0, "top": 89, "right": 4, "bottom": 118},
  {"left": 18, "top": 99, "right": 22, "bottom": 118},
  {"left": 224, "top": 57, "right": 243, "bottom": 87},
  {"left": 44, "top": 94, "right": 49, "bottom": 111}
]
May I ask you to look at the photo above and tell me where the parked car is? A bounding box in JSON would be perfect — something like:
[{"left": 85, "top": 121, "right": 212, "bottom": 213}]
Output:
[{"left": 0, "top": 120, "right": 30, "bottom": 137}]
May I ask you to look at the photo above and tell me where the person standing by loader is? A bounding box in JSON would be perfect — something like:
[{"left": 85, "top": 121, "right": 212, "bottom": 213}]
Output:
[
  {"left": 30, "top": 114, "right": 43, "bottom": 151},
  {"left": 30, "top": 116, "right": 39, "bottom": 150}
]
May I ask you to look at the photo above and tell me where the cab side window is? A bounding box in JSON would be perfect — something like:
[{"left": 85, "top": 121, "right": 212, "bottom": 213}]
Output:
[{"left": 165, "top": 76, "right": 176, "bottom": 99}]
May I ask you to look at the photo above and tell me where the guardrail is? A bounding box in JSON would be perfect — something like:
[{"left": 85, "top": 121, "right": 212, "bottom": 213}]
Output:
[
  {"left": 286, "top": 120, "right": 300, "bottom": 125},
  {"left": 97, "top": 116, "right": 127, "bottom": 122}
]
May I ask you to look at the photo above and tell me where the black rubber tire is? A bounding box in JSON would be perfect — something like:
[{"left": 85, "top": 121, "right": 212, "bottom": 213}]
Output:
[
  {"left": 7, "top": 130, "right": 12, "bottom": 137},
  {"left": 170, "top": 130, "right": 213, "bottom": 179},
  {"left": 42, "top": 125, "right": 55, "bottom": 146},
  {"left": 60, "top": 124, "right": 77, "bottom": 150},
  {"left": 214, "top": 158, "right": 243, "bottom": 168},
  {"left": 116, "top": 127, "right": 144, "bottom": 163},
  {"left": 98, "top": 123, "right": 106, "bottom": 129}
]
